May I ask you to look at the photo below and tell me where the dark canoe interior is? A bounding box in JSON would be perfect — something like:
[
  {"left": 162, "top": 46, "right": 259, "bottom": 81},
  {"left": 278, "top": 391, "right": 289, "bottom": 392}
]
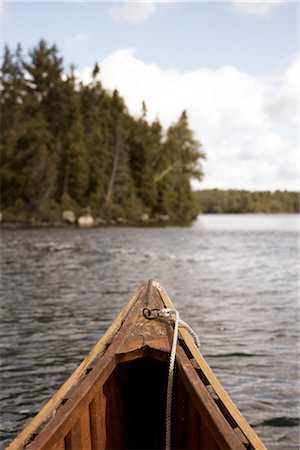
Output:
[
  {"left": 104, "top": 357, "right": 168, "bottom": 450},
  {"left": 63, "top": 351, "right": 228, "bottom": 450},
  {"left": 103, "top": 354, "right": 218, "bottom": 450},
  {"left": 9, "top": 281, "right": 264, "bottom": 450}
]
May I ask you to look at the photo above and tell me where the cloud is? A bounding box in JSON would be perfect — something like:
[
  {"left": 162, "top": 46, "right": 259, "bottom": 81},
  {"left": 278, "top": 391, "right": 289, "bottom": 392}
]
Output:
[
  {"left": 230, "top": 0, "right": 287, "bottom": 16},
  {"left": 66, "top": 32, "right": 89, "bottom": 47},
  {"left": 78, "top": 48, "right": 298, "bottom": 191},
  {"left": 265, "top": 55, "right": 298, "bottom": 125},
  {"left": 201, "top": 129, "right": 298, "bottom": 191},
  {"left": 110, "top": 1, "right": 157, "bottom": 24}
]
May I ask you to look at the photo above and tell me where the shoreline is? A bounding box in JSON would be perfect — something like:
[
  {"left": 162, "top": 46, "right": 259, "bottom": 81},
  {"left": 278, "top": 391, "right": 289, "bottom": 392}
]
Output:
[
  {"left": 0, "top": 219, "right": 193, "bottom": 229},
  {"left": 0, "top": 212, "right": 296, "bottom": 230}
]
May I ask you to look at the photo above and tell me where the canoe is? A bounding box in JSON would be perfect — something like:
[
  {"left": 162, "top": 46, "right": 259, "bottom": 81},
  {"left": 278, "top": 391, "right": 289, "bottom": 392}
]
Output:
[{"left": 7, "top": 280, "right": 266, "bottom": 450}]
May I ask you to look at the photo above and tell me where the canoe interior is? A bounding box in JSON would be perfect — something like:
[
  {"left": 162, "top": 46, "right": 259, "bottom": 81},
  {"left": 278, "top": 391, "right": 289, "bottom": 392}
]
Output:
[
  {"left": 55, "top": 353, "right": 223, "bottom": 450},
  {"left": 8, "top": 281, "right": 265, "bottom": 450},
  {"left": 103, "top": 354, "right": 224, "bottom": 450},
  {"left": 105, "top": 356, "right": 167, "bottom": 449}
]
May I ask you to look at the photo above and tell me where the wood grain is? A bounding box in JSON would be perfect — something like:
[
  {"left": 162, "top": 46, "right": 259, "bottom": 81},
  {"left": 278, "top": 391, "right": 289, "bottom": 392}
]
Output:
[{"left": 89, "top": 389, "right": 106, "bottom": 450}]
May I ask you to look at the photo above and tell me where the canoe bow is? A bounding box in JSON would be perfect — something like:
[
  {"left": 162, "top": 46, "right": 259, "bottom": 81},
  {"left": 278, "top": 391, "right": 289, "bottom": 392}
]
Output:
[{"left": 7, "top": 280, "right": 266, "bottom": 450}]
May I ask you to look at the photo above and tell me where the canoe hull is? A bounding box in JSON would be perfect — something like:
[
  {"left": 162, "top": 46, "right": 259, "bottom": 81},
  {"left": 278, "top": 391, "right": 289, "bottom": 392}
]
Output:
[{"left": 7, "top": 281, "right": 266, "bottom": 450}]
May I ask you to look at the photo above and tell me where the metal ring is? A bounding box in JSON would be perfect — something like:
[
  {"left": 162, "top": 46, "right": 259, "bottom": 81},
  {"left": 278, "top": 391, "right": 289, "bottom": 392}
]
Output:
[{"left": 142, "top": 307, "right": 161, "bottom": 320}]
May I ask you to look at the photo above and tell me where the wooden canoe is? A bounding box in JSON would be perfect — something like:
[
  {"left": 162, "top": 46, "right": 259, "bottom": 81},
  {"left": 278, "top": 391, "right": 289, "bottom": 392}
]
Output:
[{"left": 7, "top": 280, "right": 266, "bottom": 450}]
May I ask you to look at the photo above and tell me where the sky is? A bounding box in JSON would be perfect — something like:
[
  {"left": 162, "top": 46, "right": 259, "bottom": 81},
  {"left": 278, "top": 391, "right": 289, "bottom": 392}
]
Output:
[{"left": 1, "top": 0, "right": 299, "bottom": 191}]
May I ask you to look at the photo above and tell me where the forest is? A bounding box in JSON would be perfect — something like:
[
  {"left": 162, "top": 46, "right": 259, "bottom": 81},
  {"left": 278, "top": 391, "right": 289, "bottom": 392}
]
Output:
[
  {"left": 1, "top": 40, "right": 205, "bottom": 225},
  {"left": 196, "top": 189, "right": 298, "bottom": 214}
]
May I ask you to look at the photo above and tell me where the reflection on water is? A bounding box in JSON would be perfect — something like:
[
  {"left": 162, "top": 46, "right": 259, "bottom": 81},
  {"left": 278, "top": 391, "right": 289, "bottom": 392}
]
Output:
[{"left": 0, "top": 214, "right": 299, "bottom": 449}]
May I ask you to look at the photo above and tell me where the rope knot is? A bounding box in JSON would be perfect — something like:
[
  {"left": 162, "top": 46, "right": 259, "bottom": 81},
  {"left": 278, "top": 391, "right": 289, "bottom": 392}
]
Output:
[{"left": 159, "top": 308, "right": 174, "bottom": 319}]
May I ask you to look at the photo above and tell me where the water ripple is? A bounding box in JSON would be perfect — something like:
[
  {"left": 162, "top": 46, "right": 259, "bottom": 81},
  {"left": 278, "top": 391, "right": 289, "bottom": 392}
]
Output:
[{"left": 0, "top": 214, "right": 298, "bottom": 449}]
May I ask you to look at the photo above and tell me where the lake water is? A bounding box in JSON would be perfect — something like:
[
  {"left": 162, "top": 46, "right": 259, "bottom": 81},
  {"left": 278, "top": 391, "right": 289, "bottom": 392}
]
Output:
[{"left": 0, "top": 214, "right": 299, "bottom": 449}]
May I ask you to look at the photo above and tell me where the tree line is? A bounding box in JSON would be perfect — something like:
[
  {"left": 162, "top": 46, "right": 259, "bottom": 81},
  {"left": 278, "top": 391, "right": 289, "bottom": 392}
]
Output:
[
  {"left": 1, "top": 39, "right": 205, "bottom": 224},
  {"left": 196, "top": 189, "right": 298, "bottom": 214}
]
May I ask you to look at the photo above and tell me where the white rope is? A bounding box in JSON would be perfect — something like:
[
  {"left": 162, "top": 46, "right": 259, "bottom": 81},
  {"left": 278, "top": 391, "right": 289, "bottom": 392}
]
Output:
[
  {"left": 159, "top": 308, "right": 200, "bottom": 450},
  {"left": 163, "top": 309, "right": 179, "bottom": 450}
]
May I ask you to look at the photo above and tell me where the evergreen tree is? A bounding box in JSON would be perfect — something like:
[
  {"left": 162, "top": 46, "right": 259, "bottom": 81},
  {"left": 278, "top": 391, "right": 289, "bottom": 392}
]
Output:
[
  {"left": 0, "top": 44, "right": 26, "bottom": 210},
  {"left": 57, "top": 68, "right": 89, "bottom": 206},
  {"left": 13, "top": 112, "right": 55, "bottom": 214},
  {"left": 23, "top": 40, "right": 66, "bottom": 137},
  {"left": 80, "top": 66, "right": 110, "bottom": 213},
  {"left": 128, "top": 112, "right": 163, "bottom": 213},
  {"left": 156, "top": 111, "right": 205, "bottom": 220},
  {"left": 165, "top": 110, "right": 205, "bottom": 181},
  {"left": 21, "top": 40, "right": 66, "bottom": 210},
  {"left": 105, "top": 90, "right": 133, "bottom": 209},
  {"left": 23, "top": 40, "right": 63, "bottom": 102}
]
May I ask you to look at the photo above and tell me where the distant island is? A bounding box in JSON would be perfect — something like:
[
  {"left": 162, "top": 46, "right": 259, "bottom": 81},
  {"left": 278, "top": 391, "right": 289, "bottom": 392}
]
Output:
[{"left": 196, "top": 189, "right": 298, "bottom": 214}]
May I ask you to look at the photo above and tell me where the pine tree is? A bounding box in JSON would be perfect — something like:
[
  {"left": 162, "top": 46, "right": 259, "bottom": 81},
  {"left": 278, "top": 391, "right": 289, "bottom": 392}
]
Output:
[
  {"left": 23, "top": 39, "right": 63, "bottom": 106},
  {"left": 105, "top": 90, "right": 131, "bottom": 207},
  {"left": 128, "top": 111, "right": 163, "bottom": 213},
  {"left": 80, "top": 66, "right": 110, "bottom": 213},
  {"left": 0, "top": 44, "right": 26, "bottom": 211},
  {"left": 165, "top": 110, "right": 205, "bottom": 181},
  {"left": 21, "top": 40, "right": 66, "bottom": 212},
  {"left": 57, "top": 68, "right": 89, "bottom": 206},
  {"left": 13, "top": 111, "right": 55, "bottom": 214},
  {"left": 23, "top": 39, "right": 65, "bottom": 136},
  {"left": 156, "top": 111, "right": 205, "bottom": 220}
]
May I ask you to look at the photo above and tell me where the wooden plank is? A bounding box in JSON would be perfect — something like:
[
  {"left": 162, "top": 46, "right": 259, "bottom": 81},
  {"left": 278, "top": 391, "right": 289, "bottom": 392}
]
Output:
[
  {"left": 26, "top": 353, "right": 116, "bottom": 449},
  {"left": 158, "top": 284, "right": 267, "bottom": 450},
  {"left": 104, "top": 362, "right": 127, "bottom": 450},
  {"left": 173, "top": 372, "right": 188, "bottom": 449},
  {"left": 175, "top": 374, "right": 217, "bottom": 450},
  {"left": 176, "top": 347, "right": 245, "bottom": 450},
  {"left": 80, "top": 407, "right": 92, "bottom": 450},
  {"left": 52, "top": 440, "right": 65, "bottom": 450},
  {"left": 7, "top": 283, "right": 146, "bottom": 450},
  {"left": 234, "top": 427, "right": 250, "bottom": 446},
  {"left": 89, "top": 388, "right": 106, "bottom": 450},
  {"left": 200, "top": 416, "right": 217, "bottom": 450},
  {"left": 65, "top": 420, "right": 81, "bottom": 450},
  {"left": 186, "top": 388, "right": 202, "bottom": 449}
]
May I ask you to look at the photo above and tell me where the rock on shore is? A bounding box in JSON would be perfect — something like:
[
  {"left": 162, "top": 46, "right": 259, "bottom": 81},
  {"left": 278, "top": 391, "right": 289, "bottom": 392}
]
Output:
[{"left": 78, "top": 215, "right": 94, "bottom": 228}]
